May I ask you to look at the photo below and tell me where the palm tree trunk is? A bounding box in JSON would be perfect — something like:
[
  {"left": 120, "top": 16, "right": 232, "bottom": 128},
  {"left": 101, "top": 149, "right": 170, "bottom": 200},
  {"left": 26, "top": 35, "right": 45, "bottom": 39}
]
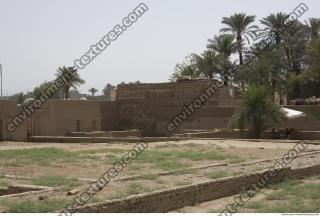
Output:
[
  {"left": 65, "top": 87, "right": 70, "bottom": 100},
  {"left": 237, "top": 34, "right": 243, "bottom": 65},
  {"left": 272, "top": 79, "right": 276, "bottom": 102}
]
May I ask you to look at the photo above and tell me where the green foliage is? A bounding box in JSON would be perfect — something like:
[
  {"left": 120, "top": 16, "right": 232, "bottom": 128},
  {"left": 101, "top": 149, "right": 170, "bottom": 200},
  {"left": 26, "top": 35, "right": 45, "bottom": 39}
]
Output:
[
  {"left": 170, "top": 54, "right": 200, "bottom": 81},
  {"left": 303, "top": 38, "right": 320, "bottom": 96},
  {"left": 235, "top": 85, "right": 287, "bottom": 138},
  {"left": 33, "top": 81, "right": 63, "bottom": 99},
  {"left": 221, "top": 13, "right": 257, "bottom": 64},
  {"left": 88, "top": 87, "right": 98, "bottom": 96},
  {"left": 55, "top": 66, "right": 85, "bottom": 99},
  {"left": 0, "top": 148, "right": 79, "bottom": 165},
  {"left": 169, "top": 10, "right": 320, "bottom": 100}
]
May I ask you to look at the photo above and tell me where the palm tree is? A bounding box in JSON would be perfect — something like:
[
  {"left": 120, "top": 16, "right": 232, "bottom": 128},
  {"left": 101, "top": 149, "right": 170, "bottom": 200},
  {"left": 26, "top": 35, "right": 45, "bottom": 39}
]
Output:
[
  {"left": 235, "top": 85, "right": 287, "bottom": 139},
  {"left": 221, "top": 13, "right": 257, "bottom": 65},
  {"left": 303, "top": 38, "right": 320, "bottom": 97},
  {"left": 55, "top": 66, "right": 85, "bottom": 99},
  {"left": 192, "top": 50, "right": 219, "bottom": 79},
  {"left": 236, "top": 48, "right": 287, "bottom": 101},
  {"left": 207, "top": 34, "right": 237, "bottom": 85},
  {"left": 260, "top": 12, "right": 289, "bottom": 46},
  {"left": 207, "top": 34, "right": 237, "bottom": 57},
  {"left": 306, "top": 18, "right": 320, "bottom": 41},
  {"left": 89, "top": 87, "right": 98, "bottom": 96}
]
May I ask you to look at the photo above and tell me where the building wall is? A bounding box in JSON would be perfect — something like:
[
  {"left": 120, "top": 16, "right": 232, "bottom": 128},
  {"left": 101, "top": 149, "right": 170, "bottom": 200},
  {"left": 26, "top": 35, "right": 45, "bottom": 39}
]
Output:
[
  {"left": 0, "top": 100, "right": 27, "bottom": 141},
  {"left": 0, "top": 100, "right": 110, "bottom": 140},
  {"left": 32, "top": 100, "right": 103, "bottom": 137},
  {"left": 2, "top": 80, "right": 320, "bottom": 141}
]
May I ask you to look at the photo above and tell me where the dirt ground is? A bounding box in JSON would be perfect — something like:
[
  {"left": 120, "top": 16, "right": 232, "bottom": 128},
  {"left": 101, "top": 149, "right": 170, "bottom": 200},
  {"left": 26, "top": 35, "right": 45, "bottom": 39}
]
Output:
[{"left": 0, "top": 139, "right": 319, "bottom": 212}]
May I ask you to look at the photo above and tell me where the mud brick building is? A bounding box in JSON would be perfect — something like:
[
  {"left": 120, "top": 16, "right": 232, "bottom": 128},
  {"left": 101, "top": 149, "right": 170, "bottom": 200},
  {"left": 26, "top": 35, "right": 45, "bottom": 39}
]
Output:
[{"left": 1, "top": 79, "right": 320, "bottom": 141}]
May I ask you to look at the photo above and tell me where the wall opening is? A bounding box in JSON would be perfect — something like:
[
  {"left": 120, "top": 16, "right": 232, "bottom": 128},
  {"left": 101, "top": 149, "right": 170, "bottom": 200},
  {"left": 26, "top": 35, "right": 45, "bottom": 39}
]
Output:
[
  {"left": 76, "top": 120, "right": 81, "bottom": 132},
  {"left": 27, "top": 119, "right": 34, "bottom": 137},
  {"left": 92, "top": 120, "right": 97, "bottom": 131},
  {"left": 0, "top": 119, "right": 5, "bottom": 141}
]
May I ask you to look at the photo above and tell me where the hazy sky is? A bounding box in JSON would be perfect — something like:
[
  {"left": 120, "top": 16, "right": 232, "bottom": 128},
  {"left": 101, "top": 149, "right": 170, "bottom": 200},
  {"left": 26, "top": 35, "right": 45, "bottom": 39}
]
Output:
[{"left": 0, "top": 0, "right": 319, "bottom": 96}]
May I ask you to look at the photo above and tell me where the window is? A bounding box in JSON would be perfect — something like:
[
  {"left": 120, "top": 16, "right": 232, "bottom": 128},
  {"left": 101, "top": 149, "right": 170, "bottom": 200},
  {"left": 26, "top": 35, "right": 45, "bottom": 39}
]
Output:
[{"left": 76, "top": 120, "right": 81, "bottom": 132}]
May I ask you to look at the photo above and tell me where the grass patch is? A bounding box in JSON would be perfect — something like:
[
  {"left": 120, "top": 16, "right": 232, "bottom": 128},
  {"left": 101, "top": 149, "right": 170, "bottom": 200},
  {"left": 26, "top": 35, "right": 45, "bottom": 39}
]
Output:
[
  {"left": 0, "top": 179, "right": 10, "bottom": 187},
  {"left": 175, "top": 180, "right": 192, "bottom": 186},
  {"left": 31, "top": 176, "right": 81, "bottom": 191},
  {"left": 228, "top": 157, "right": 246, "bottom": 164},
  {"left": 155, "top": 179, "right": 166, "bottom": 184},
  {"left": 154, "top": 160, "right": 188, "bottom": 171},
  {"left": 182, "top": 143, "right": 198, "bottom": 147},
  {"left": 171, "top": 168, "right": 198, "bottom": 175},
  {"left": 141, "top": 174, "right": 159, "bottom": 180},
  {"left": 3, "top": 198, "right": 69, "bottom": 213},
  {"left": 137, "top": 149, "right": 227, "bottom": 162},
  {"left": 0, "top": 148, "right": 80, "bottom": 166},
  {"left": 108, "top": 191, "right": 127, "bottom": 200},
  {"left": 204, "top": 171, "right": 229, "bottom": 179},
  {"left": 254, "top": 197, "right": 320, "bottom": 213},
  {"left": 127, "top": 164, "right": 143, "bottom": 170},
  {"left": 76, "top": 148, "right": 127, "bottom": 155},
  {"left": 2, "top": 161, "right": 22, "bottom": 167},
  {"left": 136, "top": 149, "right": 228, "bottom": 171},
  {"left": 243, "top": 179, "right": 320, "bottom": 213},
  {"left": 126, "top": 182, "right": 152, "bottom": 195},
  {"left": 104, "top": 154, "right": 121, "bottom": 164},
  {"left": 265, "top": 191, "right": 288, "bottom": 200},
  {"left": 154, "top": 143, "right": 178, "bottom": 149},
  {"left": 245, "top": 201, "right": 264, "bottom": 209}
]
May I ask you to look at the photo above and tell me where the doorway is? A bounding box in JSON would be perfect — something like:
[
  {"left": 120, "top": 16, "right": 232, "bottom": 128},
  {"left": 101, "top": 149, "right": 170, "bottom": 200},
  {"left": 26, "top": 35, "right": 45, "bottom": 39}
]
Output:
[
  {"left": 27, "top": 119, "right": 34, "bottom": 137},
  {"left": 0, "top": 119, "right": 5, "bottom": 141}
]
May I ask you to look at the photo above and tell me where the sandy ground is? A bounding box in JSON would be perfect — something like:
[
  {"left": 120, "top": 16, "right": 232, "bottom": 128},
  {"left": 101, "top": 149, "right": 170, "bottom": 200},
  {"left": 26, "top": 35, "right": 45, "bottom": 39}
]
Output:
[{"left": 0, "top": 139, "right": 319, "bottom": 212}]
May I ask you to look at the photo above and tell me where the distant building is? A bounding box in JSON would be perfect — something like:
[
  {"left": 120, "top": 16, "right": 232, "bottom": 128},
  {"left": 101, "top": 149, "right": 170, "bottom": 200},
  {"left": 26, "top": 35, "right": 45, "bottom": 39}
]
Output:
[{"left": 1, "top": 79, "right": 320, "bottom": 141}]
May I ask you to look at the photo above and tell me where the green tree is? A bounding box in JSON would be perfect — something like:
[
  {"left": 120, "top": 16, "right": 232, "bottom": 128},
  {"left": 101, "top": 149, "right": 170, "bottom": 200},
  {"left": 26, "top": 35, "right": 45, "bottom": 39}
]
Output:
[
  {"left": 15, "top": 92, "right": 26, "bottom": 104},
  {"left": 88, "top": 87, "right": 98, "bottom": 96},
  {"left": 236, "top": 48, "right": 287, "bottom": 99},
  {"left": 55, "top": 66, "right": 85, "bottom": 99},
  {"left": 207, "top": 34, "right": 237, "bottom": 85},
  {"left": 303, "top": 38, "right": 320, "bottom": 97},
  {"left": 221, "top": 13, "right": 257, "bottom": 65},
  {"left": 192, "top": 50, "right": 220, "bottom": 79},
  {"left": 170, "top": 54, "right": 199, "bottom": 81},
  {"left": 33, "top": 81, "right": 63, "bottom": 99},
  {"left": 235, "top": 85, "right": 286, "bottom": 138},
  {"left": 207, "top": 34, "right": 237, "bottom": 57},
  {"left": 260, "top": 12, "right": 289, "bottom": 46},
  {"left": 306, "top": 18, "right": 320, "bottom": 41}
]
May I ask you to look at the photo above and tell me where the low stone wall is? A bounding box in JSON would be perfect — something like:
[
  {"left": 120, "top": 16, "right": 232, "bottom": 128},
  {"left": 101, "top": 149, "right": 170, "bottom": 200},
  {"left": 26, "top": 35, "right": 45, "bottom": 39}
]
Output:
[
  {"left": 68, "top": 164, "right": 320, "bottom": 213},
  {"left": 67, "top": 132, "right": 105, "bottom": 137},
  {"left": 28, "top": 136, "right": 185, "bottom": 143},
  {"left": 67, "top": 130, "right": 141, "bottom": 138},
  {"left": 180, "top": 130, "right": 320, "bottom": 140},
  {"left": 183, "top": 131, "right": 244, "bottom": 139},
  {"left": 103, "top": 130, "right": 141, "bottom": 138},
  {"left": 290, "top": 131, "right": 320, "bottom": 140}
]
